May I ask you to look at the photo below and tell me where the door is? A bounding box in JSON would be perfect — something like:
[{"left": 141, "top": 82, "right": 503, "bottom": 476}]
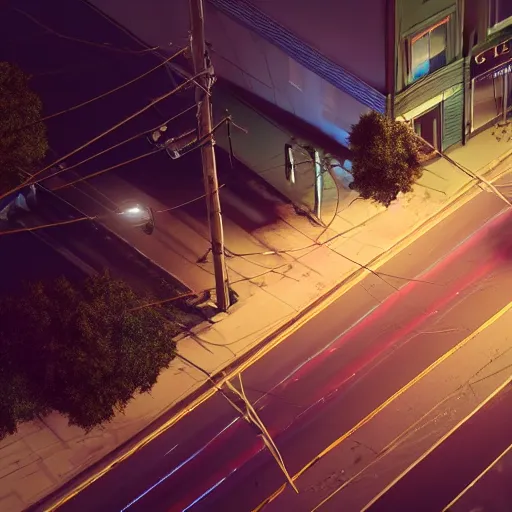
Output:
[
  {"left": 472, "top": 74, "right": 505, "bottom": 131},
  {"left": 413, "top": 104, "right": 442, "bottom": 151}
]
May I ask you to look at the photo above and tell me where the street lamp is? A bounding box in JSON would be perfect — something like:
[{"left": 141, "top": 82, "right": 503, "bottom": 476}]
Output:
[{"left": 117, "top": 203, "right": 155, "bottom": 235}]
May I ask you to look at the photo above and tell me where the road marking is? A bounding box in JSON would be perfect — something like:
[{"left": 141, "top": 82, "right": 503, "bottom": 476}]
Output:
[
  {"left": 45, "top": 169, "right": 511, "bottom": 511},
  {"left": 252, "top": 300, "right": 512, "bottom": 512},
  {"left": 360, "top": 374, "right": 512, "bottom": 511},
  {"left": 164, "top": 444, "right": 178, "bottom": 457},
  {"left": 308, "top": 390, "right": 457, "bottom": 512},
  {"left": 442, "top": 442, "right": 512, "bottom": 511}
]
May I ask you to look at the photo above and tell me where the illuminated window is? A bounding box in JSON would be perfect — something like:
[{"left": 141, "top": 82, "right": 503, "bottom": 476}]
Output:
[
  {"left": 489, "top": 0, "right": 512, "bottom": 29},
  {"left": 410, "top": 17, "right": 448, "bottom": 82}
]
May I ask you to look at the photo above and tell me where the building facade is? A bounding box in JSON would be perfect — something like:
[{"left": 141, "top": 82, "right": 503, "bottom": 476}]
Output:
[
  {"left": 89, "top": 0, "right": 388, "bottom": 149},
  {"left": 393, "top": 0, "right": 465, "bottom": 151},
  {"left": 90, "top": 0, "right": 465, "bottom": 152},
  {"left": 464, "top": 0, "right": 512, "bottom": 137}
]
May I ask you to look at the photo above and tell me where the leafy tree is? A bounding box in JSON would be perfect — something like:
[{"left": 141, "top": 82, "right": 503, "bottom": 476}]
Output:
[
  {"left": 0, "top": 61, "right": 48, "bottom": 193},
  {"left": 0, "top": 272, "right": 179, "bottom": 438},
  {"left": 348, "top": 111, "right": 422, "bottom": 207}
]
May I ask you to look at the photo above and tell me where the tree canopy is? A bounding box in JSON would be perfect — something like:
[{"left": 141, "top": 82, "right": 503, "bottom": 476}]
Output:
[
  {"left": 348, "top": 111, "right": 422, "bottom": 207},
  {"left": 0, "top": 272, "right": 180, "bottom": 438},
  {"left": 0, "top": 61, "right": 48, "bottom": 193}
]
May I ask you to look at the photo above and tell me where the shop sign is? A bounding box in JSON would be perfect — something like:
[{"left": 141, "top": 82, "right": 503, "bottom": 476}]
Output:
[
  {"left": 493, "top": 63, "right": 512, "bottom": 78},
  {"left": 471, "top": 38, "right": 512, "bottom": 78}
]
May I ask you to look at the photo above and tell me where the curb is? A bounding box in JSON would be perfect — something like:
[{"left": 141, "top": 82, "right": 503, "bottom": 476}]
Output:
[
  {"left": 31, "top": 158, "right": 512, "bottom": 512},
  {"left": 478, "top": 145, "right": 512, "bottom": 176}
]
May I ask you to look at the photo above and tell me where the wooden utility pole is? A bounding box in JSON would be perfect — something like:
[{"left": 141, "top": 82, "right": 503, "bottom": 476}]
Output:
[{"left": 189, "top": 0, "right": 230, "bottom": 311}]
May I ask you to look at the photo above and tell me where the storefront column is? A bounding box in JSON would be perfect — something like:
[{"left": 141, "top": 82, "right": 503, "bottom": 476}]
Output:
[
  {"left": 504, "top": 73, "right": 509, "bottom": 124},
  {"left": 470, "top": 37, "right": 512, "bottom": 133},
  {"left": 470, "top": 78, "right": 475, "bottom": 132}
]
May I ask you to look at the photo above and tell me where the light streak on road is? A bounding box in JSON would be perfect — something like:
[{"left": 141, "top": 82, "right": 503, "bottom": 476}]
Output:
[
  {"left": 120, "top": 417, "right": 238, "bottom": 511},
  {"left": 181, "top": 477, "right": 227, "bottom": 512},
  {"left": 150, "top": 208, "right": 512, "bottom": 512}
]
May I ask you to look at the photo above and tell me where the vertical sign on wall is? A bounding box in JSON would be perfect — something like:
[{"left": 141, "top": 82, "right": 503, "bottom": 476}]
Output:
[{"left": 284, "top": 143, "right": 295, "bottom": 184}]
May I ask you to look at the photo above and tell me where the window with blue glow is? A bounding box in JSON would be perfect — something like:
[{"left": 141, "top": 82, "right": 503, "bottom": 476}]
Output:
[{"left": 410, "top": 18, "right": 448, "bottom": 83}]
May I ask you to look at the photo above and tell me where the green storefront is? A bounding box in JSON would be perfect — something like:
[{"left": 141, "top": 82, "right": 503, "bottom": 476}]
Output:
[{"left": 392, "top": 0, "right": 464, "bottom": 151}]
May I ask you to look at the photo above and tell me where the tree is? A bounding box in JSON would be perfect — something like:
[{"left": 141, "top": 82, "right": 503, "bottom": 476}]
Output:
[
  {"left": 0, "top": 272, "right": 180, "bottom": 438},
  {"left": 0, "top": 61, "right": 48, "bottom": 193},
  {"left": 348, "top": 111, "right": 422, "bottom": 207}
]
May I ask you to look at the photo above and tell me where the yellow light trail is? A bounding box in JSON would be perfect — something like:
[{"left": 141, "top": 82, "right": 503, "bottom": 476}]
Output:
[{"left": 360, "top": 374, "right": 512, "bottom": 511}]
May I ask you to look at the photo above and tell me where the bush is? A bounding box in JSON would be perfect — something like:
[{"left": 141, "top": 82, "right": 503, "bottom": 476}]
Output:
[
  {"left": 348, "top": 111, "right": 422, "bottom": 207},
  {"left": 0, "top": 272, "right": 180, "bottom": 437},
  {"left": 0, "top": 61, "right": 48, "bottom": 193}
]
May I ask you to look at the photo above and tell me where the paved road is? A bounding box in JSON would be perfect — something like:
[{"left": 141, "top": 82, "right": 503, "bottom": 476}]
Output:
[
  {"left": 44, "top": 175, "right": 512, "bottom": 512},
  {"left": 365, "top": 383, "right": 512, "bottom": 512},
  {"left": 446, "top": 444, "right": 512, "bottom": 511}
]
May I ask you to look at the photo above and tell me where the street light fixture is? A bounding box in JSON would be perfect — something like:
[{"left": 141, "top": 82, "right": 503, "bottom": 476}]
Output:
[
  {"left": 0, "top": 185, "right": 157, "bottom": 237},
  {"left": 116, "top": 203, "right": 155, "bottom": 235},
  {"left": 123, "top": 206, "right": 144, "bottom": 215}
]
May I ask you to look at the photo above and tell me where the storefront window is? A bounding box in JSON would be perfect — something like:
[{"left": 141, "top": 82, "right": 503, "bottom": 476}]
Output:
[
  {"left": 489, "top": 0, "right": 512, "bottom": 29},
  {"left": 472, "top": 74, "right": 509, "bottom": 130},
  {"left": 411, "top": 18, "right": 448, "bottom": 82}
]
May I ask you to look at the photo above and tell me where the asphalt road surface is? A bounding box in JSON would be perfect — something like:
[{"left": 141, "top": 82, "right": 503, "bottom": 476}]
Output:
[
  {"left": 446, "top": 442, "right": 512, "bottom": 511},
  {"left": 47, "top": 176, "right": 512, "bottom": 512},
  {"left": 365, "top": 383, "right": 512, "bottom": 512}
]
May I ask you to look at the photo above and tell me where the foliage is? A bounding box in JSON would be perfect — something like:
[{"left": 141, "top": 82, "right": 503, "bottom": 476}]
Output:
[
  {"left": 0, "top": 272, "right": 180, "bottom": 438},
  {"left": 348, "top": 111, "right": 422, "bottom": 207},
  {"left": 0, "top": 61, "right": 48, "bottom": 193}
]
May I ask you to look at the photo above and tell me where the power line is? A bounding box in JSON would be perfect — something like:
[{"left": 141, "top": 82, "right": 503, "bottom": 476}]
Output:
[
  {"left": 228, "top": 233, "right": 436, "bottom": 287},
  {"left": 219, "top": 199, "right": 438, "bottom": 290},
  {"left": 0, "top": 216, "right": 91, "bottom": 237},
  {"left": 7, "top": 115, "right": 424, "bottom": 301},
  {"left": 79, "top": 0, "right": 190, "bottom": 91},
  {"left": 39, "top": 104, "right": 196, "bottom": 185},
  {"left": 18, "top": 47, "right": 187, "bottom": 131},
  {"left": 165, "top": 116, "right": 232, "bottom": 159},
  {"left": 129, "top": 292, "right": 198, "bottom": 312},
  {"left": 0, "top": 185, "right": 226, "bottom": 237},
  {"left": 13, "top": 8, "right": 160, "bottom": 55},
  {"left": 0, "top": 71, "right": 205, "bottom": 204},
  {"left": 155, "top": 184, "right": 226, "bottom": 213},
  {"left": 57, "top": 113, "right": 422, "bottom": 294},
  {"left": 397, "top": 115, "right": 512, "bottom": 207},
  {"left": 78, "top": 0, "right": 163, "bottom": 53},
  {"left": 177, "top": 350, "right": 298, "bottom": 492},
  {"left": 52, "top": 116, "right": 232, "bottom": 191},
  {"left": 53, "top": 148, "right": 163, "bottom": 190}
]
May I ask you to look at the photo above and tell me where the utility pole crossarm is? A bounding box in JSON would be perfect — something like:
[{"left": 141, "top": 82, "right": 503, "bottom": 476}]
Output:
[{"left": 189, "top": 0, "right": 230, "bottom": 311}]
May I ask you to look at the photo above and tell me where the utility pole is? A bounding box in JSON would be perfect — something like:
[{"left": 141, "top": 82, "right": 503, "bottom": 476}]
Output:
[{"left": 189, "top": 0, "right": 230, "bottom": 311}]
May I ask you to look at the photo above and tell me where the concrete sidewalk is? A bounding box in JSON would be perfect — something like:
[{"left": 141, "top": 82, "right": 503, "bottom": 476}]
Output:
[
  {"left": 2, "top": 127, "right": 512, "bottom": 512},
  {"left": 46, "top": 163, "right": 316, "bottom": 294}
]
